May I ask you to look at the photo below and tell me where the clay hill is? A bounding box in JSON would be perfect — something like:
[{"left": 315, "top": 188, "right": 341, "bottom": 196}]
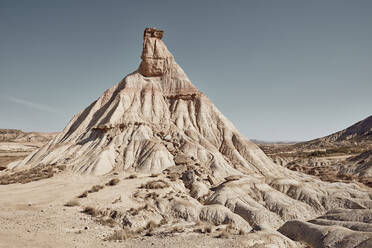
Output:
[{"left": 1, "top": 28, "right": 372, "bottom": 248}]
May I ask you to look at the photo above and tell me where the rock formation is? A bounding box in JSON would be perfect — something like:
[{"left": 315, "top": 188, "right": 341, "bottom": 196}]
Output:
[
  {"left": 9, "top": 27, "right": 277, "bottom": 179},
  {"left": 7, "top": 28, "right": 372, "bottom": 248}
]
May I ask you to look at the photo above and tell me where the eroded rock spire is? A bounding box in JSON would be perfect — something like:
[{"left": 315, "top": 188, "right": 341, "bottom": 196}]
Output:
[
  {"left": 139, "top": 27, "right": 171, "bottom": 77},
  {"left": 6, "top": 28, "right": 372, "bottom": 247}
]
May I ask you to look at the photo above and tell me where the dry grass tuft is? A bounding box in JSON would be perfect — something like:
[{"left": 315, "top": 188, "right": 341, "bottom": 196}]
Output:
[
  {"left": 132, "top": 220, "right": 161, "bottom": 236},
  {"left": 215, "top": 224, "right": 237, "bottom": 238},
  {"left": 170, "top": 226, "right": 184, "bottom": 233},
  {"left": 128, "top": 203, "right": 154, "bottom": 216},
  {"left": 216, "top": 229, "right": 230, "bottom": 238},
  {"left": 167, "top": 172, "right": 180, "bottom": 181},
  {"left": 96, "top": 217, "right": 116, "bottom": 228},
  {"left": 160, "top": 218, "right": 168, "bottom": 225},
  {"left": 141, "top": 220, "right": 161, "bottom": 236},
  {"left": 150, "top": 173, "right": 160, "bottom": 178},
  {"left": 64, "top": 199, "right": 80, "bottom": 207},
  {"left": 146, "top": 220, "right": 159, "bottom": 230},
  {"left": 127, "top": 174, "right": 137, "bottom": 179},
  {"left": 145, "top": 192, "right": 159, "bottom": 200},
  {"left": 88, "top": 185, "right": 104, "bottom": 193},
  {"left": 194, "top": 221, "right": 213, "bottom": 234},
  {"left": 0, "top": 163, "right": 65, "bottom": 185},
  {"left": 106, "top": 178, "right": 120, "bottom": 186},
  {"left": 105, "top": 229, "right": 131, "bottom": 241},
  {"left": 82, "top": 206, "right": 98, "bottom": 216},
  {"left": 140, "top": 179, "right": 169, "bottom": 189},
  {"left": 78, "top": 191, "right": 88, "bottom": 198},
  {"left": 128, "top": 207, "right": 139, "bottom": 216}
]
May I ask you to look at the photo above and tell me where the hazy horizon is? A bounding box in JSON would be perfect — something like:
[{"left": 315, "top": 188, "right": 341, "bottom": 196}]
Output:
[{"left": 1, "top": 0, "right": 371, "bottom": 142}]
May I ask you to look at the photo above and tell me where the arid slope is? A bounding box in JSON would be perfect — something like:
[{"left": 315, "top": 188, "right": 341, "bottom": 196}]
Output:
[{"left": 1, "top": 29, "right": 372, "bottom": 248}]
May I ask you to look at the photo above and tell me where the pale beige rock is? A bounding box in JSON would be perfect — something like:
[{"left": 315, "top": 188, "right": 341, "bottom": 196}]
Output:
[
  {"left": 279, "top": 219, "right": 372, "bottom": 248},
  {"left": 9, "top": 28, "right": 278, "bottom": 180},
  {"left": 4, "top": 28, "right": 372, "bottom": 248}
]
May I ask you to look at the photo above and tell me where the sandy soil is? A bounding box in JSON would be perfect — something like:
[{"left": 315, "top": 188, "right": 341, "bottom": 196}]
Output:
[{"left": 0, "top": 173, "right": 257, "bottom": 248}]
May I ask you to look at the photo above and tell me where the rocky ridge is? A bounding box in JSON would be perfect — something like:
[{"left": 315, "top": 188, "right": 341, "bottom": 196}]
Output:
[{"left": 298, "top": 115, "right": 372, "bottom": 148}]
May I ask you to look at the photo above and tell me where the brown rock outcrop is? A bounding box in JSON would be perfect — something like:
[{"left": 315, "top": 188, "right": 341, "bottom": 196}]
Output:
[{"left": 139, "top": 27, "right": 170, "bottom": 77}]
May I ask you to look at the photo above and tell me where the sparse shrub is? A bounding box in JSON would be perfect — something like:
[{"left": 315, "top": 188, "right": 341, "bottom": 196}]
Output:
[
  {"left": 167, "top": 172, "right": 180, "bottom": 181},
  {"left": 64, "top": 200, "right": 80, "bottom": 207},
  {"left": 96, "top": 217, "right": 116, "bottom": 228},
  {"left": 78, "top": 191, "right": 88, "bottom": 198},
  {"left": 56, "top": 165, "right": 66, "bottom": 171},
  {"left": 133, "top": 220, "right": 160, "bottom": 236},
  {"left": 128, "top": 207, "right": 139, "bottom": 216},
  {"left": 109, "top": 210, "right": 119, "bottom": 219},
  {"left": 217, "top": 229, "right": 230, "bottom": 238},
  {"left": 0, "top": 163, "right": 65, "bottom": 185},
  {"left": 128, "top": 203, "right": 154, "bottom": 216},
  {"left": 82, "top": 206, "right": 97, "bottom": 216},
  {"left": 140, "top": 179, "right": 169, "bottom": 189},
  {"left": 145, "top": 220, "right": 160, "bottom": 236},
  {"left": 134, "top": 226, "right": 145, "bottom": 234},
  {"left": 105, "top": 229, "right": 131, "bottom": 241},
  {"left": 145, "top": 192, "right": 159, "bottom": 200},
  {"left": 88, "top": 185, "right": 104, "bottom": 193},
  {"left": 160, "top": 218, "right": 168, "bottom": 225},
  {"left": 170, "top": 226, "right": 184, "bottom": 233},
  {"left": 194, "top": 221, "right": 213, "bottom": 234},
  {"left": 106, "top": 178, "right": 120, "bottom": 186},
  {"left": 145, "top": 220, "right": 159, "bottom": 232},
  {"left": 132, "top": 191, "right": 139, "bottom": 198},
  {"left": 205, "top": 225, "right": 212, "bottom": 233}
]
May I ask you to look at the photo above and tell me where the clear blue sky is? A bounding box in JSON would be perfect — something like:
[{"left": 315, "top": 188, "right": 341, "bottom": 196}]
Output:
[{"left": 0, "top": 0, "right": 371, "bottom": 141}]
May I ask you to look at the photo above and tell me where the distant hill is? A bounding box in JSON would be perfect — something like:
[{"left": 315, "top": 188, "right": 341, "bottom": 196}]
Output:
[
  {"left": 0, "top": 129, "right": 57, "bottom": 143},
  {"left": 298, "top": 115, "right": 372, "bottom": 147},
  {"left": 251, "top": 139, "right": 298, "bottom": 145},
  {"left": 0, "top": 129, "right": 24, "bottom": 142}
]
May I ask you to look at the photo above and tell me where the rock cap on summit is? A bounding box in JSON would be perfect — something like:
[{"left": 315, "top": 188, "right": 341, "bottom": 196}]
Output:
[{"left": 143, "top": 27, "right": 164, "bottom": 39}]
